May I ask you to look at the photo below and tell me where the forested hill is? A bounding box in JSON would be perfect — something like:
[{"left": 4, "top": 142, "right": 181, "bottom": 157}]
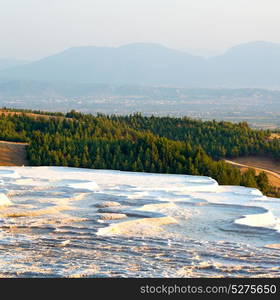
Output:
[
  {"left": 0, "top": 109, "right": 279, "bottom": 197},
  {"left": 111, "top": 114, "right": 275, "bottom": 159}
]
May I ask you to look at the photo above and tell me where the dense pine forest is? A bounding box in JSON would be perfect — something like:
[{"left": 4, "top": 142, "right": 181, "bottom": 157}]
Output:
[{"left": 0, "top": 108, "right": 280, "bottom": 197}]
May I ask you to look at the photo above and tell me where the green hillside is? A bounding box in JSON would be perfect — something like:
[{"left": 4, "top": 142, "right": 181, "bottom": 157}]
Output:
[{"left": 0, "top": 108, "right": 279, "bottom": 197}]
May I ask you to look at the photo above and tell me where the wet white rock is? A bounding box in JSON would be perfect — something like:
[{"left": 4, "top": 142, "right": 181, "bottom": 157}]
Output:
[
  {"left": 96, "top": 213, "right": 127, "bottom": 220},
  {"left": 0, "top": 193, "right": 12, "bottom": 206},
  {"left": 94, "top": 201, "right": 121, "bottom": 208}
]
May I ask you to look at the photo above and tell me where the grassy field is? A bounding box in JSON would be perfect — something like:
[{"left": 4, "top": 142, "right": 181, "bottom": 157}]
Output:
[{"left": 0, "top": 140, "right": 28, "bottom": 166}]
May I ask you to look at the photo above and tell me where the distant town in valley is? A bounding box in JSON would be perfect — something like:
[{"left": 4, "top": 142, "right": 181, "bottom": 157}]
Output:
[
  {"left": 1, "top": 41, "right": 280, "bottom": 129},
  {"left": 1, "top": 86, "right": 280, "bottom": 129}
]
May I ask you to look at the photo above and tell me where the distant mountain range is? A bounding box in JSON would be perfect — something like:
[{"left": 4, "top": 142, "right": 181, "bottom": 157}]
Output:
[
  {"left": 0, "top": 41, "right": 280, "bottom": 89},
  {"left": 0, "top": 59, "right": 29, "bottom": 71}
]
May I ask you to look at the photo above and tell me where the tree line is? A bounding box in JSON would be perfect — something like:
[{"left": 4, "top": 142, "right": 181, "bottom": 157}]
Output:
[{"left": 0, "top": 109, "right": 279, "bottom": 197}]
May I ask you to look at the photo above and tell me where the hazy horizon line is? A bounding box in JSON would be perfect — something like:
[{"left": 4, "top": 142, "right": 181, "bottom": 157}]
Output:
[{"left": 1, "top": 39, "right": 279, "bottom": 62}]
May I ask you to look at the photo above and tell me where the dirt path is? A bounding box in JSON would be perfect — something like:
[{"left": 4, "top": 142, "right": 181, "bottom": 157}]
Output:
[
  {"left": 229, "top": 156, "right": 280, "bottom": 174},
  {"left": 0, "top": 140, "right": 28, "bottom": 166},
  {"left": 225, "top": 159, "right": 280, "bottom": 178},
  {"left": 225, "top": 159, "right": 280, "bottom": 189}
]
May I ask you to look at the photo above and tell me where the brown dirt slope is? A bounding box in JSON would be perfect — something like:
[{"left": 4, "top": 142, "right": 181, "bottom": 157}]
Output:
[
  {"left": 225, "top": 156, "right": 280, "bottom": 189},
  {"left": 0, "top": 140, "right": 28, "bottom": 166},
  {"left": 0, "top": 109, "right": 68, "bottom": 121},
  {"left": 269, "top": 133, "right": 280, "bottom": 140}
]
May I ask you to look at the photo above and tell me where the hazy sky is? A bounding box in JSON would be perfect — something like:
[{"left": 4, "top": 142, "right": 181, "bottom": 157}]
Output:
[{"left": 1, "top": 0, "right": 280, "bottom": 60}]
